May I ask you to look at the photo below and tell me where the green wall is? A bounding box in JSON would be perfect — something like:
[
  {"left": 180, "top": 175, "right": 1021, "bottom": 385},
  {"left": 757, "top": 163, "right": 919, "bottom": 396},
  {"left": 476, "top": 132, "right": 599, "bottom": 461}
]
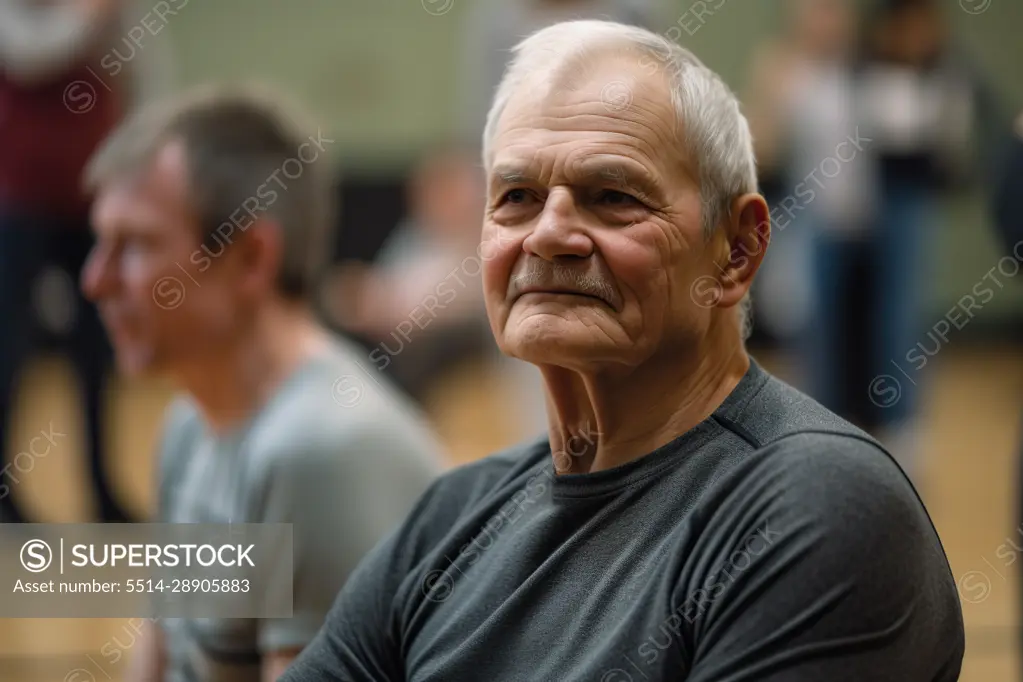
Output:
[{"left": 162, "top": 0, "right": 1023, "bottom": 323}]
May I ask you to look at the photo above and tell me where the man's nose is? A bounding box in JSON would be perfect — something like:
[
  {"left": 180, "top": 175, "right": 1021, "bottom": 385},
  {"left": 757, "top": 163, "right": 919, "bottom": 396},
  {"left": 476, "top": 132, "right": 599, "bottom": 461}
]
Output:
[{"left": 522, "top": 188, "right": 594, "bottom": 261}]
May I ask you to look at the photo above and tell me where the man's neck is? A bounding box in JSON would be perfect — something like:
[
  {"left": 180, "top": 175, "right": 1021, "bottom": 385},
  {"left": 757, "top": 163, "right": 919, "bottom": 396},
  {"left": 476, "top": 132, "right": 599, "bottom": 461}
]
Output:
[
  {"left": 540, "top": 325, "right": 750, "bottom": 475},
  {"left": 173, "top": 303, "right": 331, "bottom": 434}
]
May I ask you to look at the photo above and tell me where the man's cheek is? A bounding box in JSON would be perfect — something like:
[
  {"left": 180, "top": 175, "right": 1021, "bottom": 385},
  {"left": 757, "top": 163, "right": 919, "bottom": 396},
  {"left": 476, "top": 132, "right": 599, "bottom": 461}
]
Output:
[
  {"left": 480, "top": 224, "right": 520, "bottom": 265},
  {"left": 609, "top": 243, "right": 669, "bottom": 303},
  {"left": 481, "top": 265, "right": 509, "bottom": 314},
  {"left": 481, "top": 233, "right": 522, "bottom": 295}
]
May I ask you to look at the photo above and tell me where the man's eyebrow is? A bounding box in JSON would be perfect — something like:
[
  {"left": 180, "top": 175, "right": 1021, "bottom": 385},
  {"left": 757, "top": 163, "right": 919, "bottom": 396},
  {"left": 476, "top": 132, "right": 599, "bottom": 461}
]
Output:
[{"left": 490, "top": 165, "right": 536, "bottom": 184}]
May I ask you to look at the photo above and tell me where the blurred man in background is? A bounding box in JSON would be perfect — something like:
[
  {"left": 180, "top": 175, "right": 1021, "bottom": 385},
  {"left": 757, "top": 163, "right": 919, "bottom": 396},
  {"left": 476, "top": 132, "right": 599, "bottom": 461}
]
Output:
[
  {"left": 284, "top": 20, "right": 963, "bottom": 681},
  {"left": 81, "top": 85, "right": 444, "bottom": 680},
  {"left": 0, "top": 0, "right": 135, "bottom": 522}
]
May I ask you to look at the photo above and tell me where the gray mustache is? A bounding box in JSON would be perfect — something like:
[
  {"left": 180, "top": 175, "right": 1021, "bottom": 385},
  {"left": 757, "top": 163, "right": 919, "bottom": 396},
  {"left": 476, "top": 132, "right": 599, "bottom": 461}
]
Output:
[{"left": 511, "top": 261, "right": 617, "bottom": 305}]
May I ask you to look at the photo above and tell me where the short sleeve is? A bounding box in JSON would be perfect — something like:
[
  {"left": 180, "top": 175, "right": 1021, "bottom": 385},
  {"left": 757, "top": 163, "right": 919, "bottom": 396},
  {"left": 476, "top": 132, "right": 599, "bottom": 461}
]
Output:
[
  {"left": 254, "top": 423, "right": 441, "bottom": 653},
  {"left": 682, "top": 434, "right": 964, "bottom": 682}
]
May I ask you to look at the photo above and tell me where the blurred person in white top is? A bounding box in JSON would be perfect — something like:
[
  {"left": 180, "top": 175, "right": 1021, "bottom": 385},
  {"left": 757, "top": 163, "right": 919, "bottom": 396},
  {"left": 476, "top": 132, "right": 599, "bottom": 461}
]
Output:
[{"left": 743, "top": 0, "right": 871, "bottom": 351}]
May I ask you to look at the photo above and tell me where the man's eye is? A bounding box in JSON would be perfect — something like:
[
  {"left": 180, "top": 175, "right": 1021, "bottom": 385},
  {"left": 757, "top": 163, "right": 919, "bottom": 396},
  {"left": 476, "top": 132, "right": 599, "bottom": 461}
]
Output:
[
  {"left": 596, "top": 190, "right": 640, "bottom": 206},
  {"left": 504, "top": 189, "right": 530, "bottom": 204}
]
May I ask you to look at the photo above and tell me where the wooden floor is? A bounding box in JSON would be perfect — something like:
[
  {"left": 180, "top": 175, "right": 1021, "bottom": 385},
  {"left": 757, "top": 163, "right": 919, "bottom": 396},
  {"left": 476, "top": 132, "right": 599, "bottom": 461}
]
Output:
[{"left": 0, "top": 347, "right": 1019, "bottom": 681}]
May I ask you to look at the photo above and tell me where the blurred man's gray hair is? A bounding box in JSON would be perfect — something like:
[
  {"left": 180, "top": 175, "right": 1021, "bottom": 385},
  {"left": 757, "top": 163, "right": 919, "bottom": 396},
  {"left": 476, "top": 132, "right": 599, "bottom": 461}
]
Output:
[
  {"left": 481, "top": 19, "right": 760, "bottom": 339},
  {"left": 86, "top": 83, "right": 336, "bottom": 301}
]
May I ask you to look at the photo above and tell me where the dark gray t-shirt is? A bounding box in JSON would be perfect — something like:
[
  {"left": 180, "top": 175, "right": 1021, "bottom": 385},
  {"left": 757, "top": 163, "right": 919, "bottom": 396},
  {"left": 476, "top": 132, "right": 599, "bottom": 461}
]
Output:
[{"left": 282, "top": 359, "right": 964, "bottom": 681}]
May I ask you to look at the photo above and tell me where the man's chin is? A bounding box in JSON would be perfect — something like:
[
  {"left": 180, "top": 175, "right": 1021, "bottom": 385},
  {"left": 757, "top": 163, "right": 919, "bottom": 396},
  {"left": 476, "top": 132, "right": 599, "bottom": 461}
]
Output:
[
  {"left": 501, "top": 325, "right": 611, "bottom": 369},
  {"left": 113, "top": 347, "right": 160, "bottom": 378}
]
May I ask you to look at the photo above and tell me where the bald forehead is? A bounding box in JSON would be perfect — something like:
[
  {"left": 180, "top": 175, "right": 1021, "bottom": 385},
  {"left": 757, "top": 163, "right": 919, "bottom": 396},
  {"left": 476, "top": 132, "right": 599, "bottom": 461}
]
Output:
[{"left": 489, "top": 53, "right": 693, "bottom": 191}]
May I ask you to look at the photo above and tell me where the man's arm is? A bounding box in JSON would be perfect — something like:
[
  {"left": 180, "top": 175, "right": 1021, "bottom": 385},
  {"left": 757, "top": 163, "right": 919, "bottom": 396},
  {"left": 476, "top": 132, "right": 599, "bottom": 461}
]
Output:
[
  {"left": 278, "top": 447, "right": 482, "bottom": 681},
  {"left": 682, "top": 435, "right": 964, "bottom": 681},
  {"left": 0, "top": 0, "right": 118, "bottom": 85},
  {"left": 276, "top": 522, "right": 413, "bottom": 681},
  {"left": 123, "top": 398, "right": 198, "bottom": 681}
]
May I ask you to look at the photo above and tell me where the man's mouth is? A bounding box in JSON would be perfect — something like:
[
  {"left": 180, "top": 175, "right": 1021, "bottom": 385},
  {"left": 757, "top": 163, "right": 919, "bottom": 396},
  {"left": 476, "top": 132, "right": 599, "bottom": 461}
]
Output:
[{"left": 516, "top": 286, "right": 612, "bottom": 309}]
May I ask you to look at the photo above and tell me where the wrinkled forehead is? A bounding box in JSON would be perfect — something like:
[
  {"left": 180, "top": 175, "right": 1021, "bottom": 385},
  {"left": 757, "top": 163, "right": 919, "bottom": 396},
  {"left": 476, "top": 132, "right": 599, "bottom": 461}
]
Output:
[{"left": 487, "top": 55, "right": 694, "bottom": 187}]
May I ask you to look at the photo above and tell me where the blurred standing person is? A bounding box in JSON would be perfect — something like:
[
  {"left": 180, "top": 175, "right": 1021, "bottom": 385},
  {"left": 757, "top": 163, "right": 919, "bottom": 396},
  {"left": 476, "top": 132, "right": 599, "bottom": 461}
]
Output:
[
  {"left": 457, "top": 0, "right": 660, "bottom": 436},
  {"left": 326, "top": 145, "right": 489, "bottom": 402},
  {"left": 0, "top": 0, "right": 144, "bottom": 522},
  {"left": 81, "top": 86, "right": 444, "bottom": 680},
  {"left": 856, "top": 0, "right": 983, "bottom": 476},
  {"left": 743, "top": 0, "right": 870, "bottom": 356}
]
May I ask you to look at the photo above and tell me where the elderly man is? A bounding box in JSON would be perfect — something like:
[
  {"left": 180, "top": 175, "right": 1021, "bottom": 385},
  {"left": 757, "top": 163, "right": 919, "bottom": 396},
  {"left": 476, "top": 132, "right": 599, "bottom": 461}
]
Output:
[
  {"left": 283, "top": 20, "right": 964, "bottom": 681},
  {"left": 81, "top": 86, "right": 444, "bottom": 680}
]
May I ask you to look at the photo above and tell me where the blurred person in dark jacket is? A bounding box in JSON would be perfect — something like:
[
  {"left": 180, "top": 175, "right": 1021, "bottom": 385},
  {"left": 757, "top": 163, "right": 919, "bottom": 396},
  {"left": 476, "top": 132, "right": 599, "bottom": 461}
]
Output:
[{"left": 0, "top": 0, "right": 139, "bottom": 522}]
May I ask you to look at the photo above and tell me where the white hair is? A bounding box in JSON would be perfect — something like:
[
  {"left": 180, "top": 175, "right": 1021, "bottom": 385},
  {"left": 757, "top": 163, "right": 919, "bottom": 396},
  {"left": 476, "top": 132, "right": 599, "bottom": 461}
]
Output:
[{"left": 481, "top": 20, "right": 759, "bottom": 340}]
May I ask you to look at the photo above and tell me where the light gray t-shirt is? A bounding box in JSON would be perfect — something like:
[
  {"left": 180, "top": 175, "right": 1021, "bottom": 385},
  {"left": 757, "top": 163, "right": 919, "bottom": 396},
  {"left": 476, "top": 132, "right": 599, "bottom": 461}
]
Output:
[{"left": 156, "top": 338, "right": 445, "bottom": 681}]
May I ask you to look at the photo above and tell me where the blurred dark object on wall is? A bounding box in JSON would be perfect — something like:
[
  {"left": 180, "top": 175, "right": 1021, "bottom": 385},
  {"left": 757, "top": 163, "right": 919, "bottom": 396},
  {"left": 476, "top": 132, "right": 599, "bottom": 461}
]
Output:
[
  {"left": 321, "top": 145, "right": 490, "bottom": 403},
  {"left": 331, "top": 175, "right": 408, "bottom": 265}
]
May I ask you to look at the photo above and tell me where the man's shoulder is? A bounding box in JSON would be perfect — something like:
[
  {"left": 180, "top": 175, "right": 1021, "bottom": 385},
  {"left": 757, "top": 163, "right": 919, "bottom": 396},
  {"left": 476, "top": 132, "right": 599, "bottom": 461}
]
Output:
[
  {"left": 728, "top": 362, "right": 881, "bottom": 452},
  {"left": 753, "top": 429, "right": 909, "bottom": 500},
  {"left": 716, "top": 365, "right": 926, "bottom": 531},
  {"left": 250, "top": 342, "right": 446, "bottom": 470}
]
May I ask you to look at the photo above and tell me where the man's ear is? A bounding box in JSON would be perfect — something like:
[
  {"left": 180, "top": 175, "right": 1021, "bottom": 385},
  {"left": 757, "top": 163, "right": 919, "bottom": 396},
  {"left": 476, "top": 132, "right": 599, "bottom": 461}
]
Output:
[
  {"left": 715, "top": 193, "right": 770, "bottom": 309},
  {"left": 234, "top": 217, "right": 285, "bottom": 299}
]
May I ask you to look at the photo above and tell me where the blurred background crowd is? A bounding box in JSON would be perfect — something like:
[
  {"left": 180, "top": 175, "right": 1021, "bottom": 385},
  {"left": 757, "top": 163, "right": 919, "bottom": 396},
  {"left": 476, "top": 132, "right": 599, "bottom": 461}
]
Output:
[{"left": 0, "top": 0, "right": 1021, "bottom": 679}]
